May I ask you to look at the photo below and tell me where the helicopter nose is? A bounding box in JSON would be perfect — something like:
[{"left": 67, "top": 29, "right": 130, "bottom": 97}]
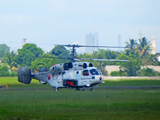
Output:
[
  {"left": 99, "top": 76, "right": 104, "bottom": 83},
  {"left": 99, "top": 77, "right": 102, "bottom": 81}
]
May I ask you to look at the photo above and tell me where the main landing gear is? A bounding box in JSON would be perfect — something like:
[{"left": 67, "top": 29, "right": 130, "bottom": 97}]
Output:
[
  {"left": 75, "top": 87, "right": 93, "bottom": 91},
  {"left": 75, "top": 88, "right": 85, "bottom": 91},
  {"left": 75, "top": 88, "right": 80, "bottom": 91}
]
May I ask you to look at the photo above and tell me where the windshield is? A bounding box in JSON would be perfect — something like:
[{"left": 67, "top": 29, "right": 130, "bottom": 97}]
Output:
[
  {"left": 97, "top": 69, "right": 102, "bottom": 75},
  {"left": 90, "top": 69, "right": 99, "bottom": 75}
]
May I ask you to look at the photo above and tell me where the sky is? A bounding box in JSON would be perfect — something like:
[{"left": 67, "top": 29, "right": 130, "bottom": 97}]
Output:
[{"left": 0, "top": 0, "right": 160, "bottom": 53}]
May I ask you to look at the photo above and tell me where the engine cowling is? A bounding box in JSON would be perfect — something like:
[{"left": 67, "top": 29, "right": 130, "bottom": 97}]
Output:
[{"left": 18, "top": 67, "right": 31, "bottom": 84}]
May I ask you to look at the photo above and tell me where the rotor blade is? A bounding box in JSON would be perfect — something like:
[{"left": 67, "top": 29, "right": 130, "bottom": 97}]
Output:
[
  {"left": 53, "top": 44, "right": 126, "bottom": 48},
  {"left": 78, "top": 58, "right": 129, "bottom": 61},
  {"left": 40, "top": 56, "right": 69, "bottom": 60},
  {"left": 77, "top": 45, "right": 125, "bottom": 48}
]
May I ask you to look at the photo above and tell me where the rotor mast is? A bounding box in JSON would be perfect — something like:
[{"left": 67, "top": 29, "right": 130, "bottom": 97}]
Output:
[{"left": 66, "top": 44, "right": 79, "bottom": 62}]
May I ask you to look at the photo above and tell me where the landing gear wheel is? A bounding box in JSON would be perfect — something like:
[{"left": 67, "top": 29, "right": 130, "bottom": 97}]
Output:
[
  {"left": 90, "top": 87, "right": 93, "bottom": 91},
  {"left": 81, "top": 88, "right": 85, "bottom": 91},
  {"left": 75, "top": 88, "right": 80, "bottom": 91}
]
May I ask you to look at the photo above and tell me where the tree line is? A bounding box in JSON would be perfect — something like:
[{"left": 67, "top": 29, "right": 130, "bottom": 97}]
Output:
[{"left": 0, "top": 37, "right": 159, "bottom": 77}]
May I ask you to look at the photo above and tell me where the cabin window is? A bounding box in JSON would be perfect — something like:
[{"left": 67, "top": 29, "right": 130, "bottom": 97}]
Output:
[
  {"left": 82, "top": 70, "right": 89, "bottom": 76},
  {"left": 76, "top": 71, "right": 79, "bottom": 74},
  {"left": 90, "top": 69, "right": 99, "bottom": 75}
]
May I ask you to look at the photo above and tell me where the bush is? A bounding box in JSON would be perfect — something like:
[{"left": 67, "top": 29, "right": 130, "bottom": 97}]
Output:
[
  {"left": 139, "top": 67, "right": 160, "bottom": 76},
  {"left": 10, "top": 72, "right": 18, "bottom": 77},
  {"left": 110, "top": 70, "right": 126, "bottom": 76},
  {"left": 0, "top": 66, "right": 10, "bottom": 77},
  {"left": 0, "top": 66, "right": 18, "bottom": 77}
]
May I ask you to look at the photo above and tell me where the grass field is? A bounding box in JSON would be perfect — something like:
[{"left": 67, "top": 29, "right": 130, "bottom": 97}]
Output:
[{"left": 0, "top": 77, "right": 160, "bottom": 120}]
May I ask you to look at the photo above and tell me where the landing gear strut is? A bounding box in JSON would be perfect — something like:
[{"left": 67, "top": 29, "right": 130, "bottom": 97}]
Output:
[{"left": 54, "top": 87, "right": 59, "bottom": 91}]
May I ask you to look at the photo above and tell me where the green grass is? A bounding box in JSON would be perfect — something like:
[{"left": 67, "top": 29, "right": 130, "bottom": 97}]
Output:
[
  {"left": 0, "top": 77, "right": 40, "bottom": 85},
  {"left": 0, "top": 89, "right": 160, "bottom": 120},
  {"left": 1, "top": 77, "right": 160, "bottom": 87},
  {"left": 102, "top": 79, "right": 160, "bottom": 86},
  {"left": 0, "top": 77, "right": 160, "bottom": 120}
]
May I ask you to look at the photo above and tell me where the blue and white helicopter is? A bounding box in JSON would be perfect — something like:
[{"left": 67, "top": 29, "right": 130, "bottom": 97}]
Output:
[{"left": 18, "top": 44, "right": 127, "bottom": 91}]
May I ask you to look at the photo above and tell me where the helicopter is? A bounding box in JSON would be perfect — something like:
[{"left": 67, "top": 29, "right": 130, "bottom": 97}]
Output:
[{"left": 18, "top": 44, "right": 128, "bottom": 91}]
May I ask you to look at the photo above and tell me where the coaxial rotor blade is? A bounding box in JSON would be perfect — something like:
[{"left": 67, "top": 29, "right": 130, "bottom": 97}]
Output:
[
  {"left": 78, "top": 58, "right": 129, "bottom": 61},
  {"left": 54, "top": 44, "right": 126, "bottom": 48}
]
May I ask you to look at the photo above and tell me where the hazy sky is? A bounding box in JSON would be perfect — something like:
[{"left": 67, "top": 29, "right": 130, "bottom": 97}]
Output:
[{"left": 0, "top": 0, "right": 160, "bottom": 53}]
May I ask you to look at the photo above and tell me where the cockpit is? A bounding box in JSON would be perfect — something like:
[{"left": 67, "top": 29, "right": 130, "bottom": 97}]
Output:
[
  {"left": 82, "top": 68, "right": 102, "bottom": 76},
  {"left": 90, "top": 68, "right": 102, "bottom": 75}
]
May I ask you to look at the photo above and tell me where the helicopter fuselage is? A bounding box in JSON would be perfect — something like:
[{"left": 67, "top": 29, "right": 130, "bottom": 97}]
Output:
[{"left": 32, "top": 62, "right": 104, "bottom": 90}]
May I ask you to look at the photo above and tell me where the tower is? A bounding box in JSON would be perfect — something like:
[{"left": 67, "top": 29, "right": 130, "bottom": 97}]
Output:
[
  {"left": 152, "top": 36, "right": 156, "bottom": 54},
  {"left": 21, "top": 38, "right": 28, "bottom": 47}
]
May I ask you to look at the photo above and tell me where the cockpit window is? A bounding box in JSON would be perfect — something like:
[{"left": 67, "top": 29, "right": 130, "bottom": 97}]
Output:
[
  {"left": 83, "top": 70, "right": 89, "bottom": 76},
  {"left": 97, "top": 69, "right": 102, "bottom": 75},
  {"left": 90, "top": 69, "right": 99, "bottom": 75}
]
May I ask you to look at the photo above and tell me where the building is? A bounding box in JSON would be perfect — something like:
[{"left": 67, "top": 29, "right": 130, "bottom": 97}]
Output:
[
  {"left": 151, "top": 36, "right": 160, "bottom": 62},
  {"left": 156, "top": 53, "right": 160, "bottom": 62},
  {"left": 85, "top": 33, "right": 98, "bottom": 54},
  {"left": 152, "top": 36, "right": 156, "bottom": 54}
]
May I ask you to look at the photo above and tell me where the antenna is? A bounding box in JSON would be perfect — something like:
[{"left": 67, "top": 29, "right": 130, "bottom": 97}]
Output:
[{"left": 138, "top": 31, "right": 143, "bottom": 38}]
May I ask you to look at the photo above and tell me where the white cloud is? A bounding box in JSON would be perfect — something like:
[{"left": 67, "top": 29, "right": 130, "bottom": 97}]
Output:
[{"left": 0, "top": 14, "right": 32, "bottom": 23}]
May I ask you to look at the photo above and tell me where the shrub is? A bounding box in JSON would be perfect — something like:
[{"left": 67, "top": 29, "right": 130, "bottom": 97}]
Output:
[
  {"left": 110, "top": 70, "right": 126, "bottom": 76},
  {"left": 139, "top": 67, "right": 160, "bottom": 76}
]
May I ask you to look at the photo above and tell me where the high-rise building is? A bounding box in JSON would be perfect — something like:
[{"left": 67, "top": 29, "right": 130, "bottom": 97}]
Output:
[
  {"left": 85, "top": 33, "right": 95, "bottom": 54},
  {"left": 94, "top": 32, "right": 98, "bottom": 51},
  {"left": 152, "top": 36, "right": 156, "bottom": 54}
]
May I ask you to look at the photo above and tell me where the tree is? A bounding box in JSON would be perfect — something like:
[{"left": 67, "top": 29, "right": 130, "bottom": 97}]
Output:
[
  {"left": 137, "top": 37, "right": 151, "bottom": 58},
  {"left": 141, "top": 54, "right": 159, "bottom": 65},
  {"left": 120, "top": 58, "right": 141, "bottom": 76},
  {"left": 124, "top": 39, "right": 138, "bottom": 57},
  {"left": 125, "top": 39, "right": 137, "bottom": 51},
  {"left": 2, "top": 51, "right": 17, "bottom": 73},
  {"left": 49, "top": 45, "right": 69, "bottom": 58},
  {"left": 0, "top": 44, "right": 10, "bottom": 57},
  {"left": 16, "top": 44, "right": 44, "bottom": 66},
  {"left": 30, "top": 53, "right": 69, "bottom": 72}
]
